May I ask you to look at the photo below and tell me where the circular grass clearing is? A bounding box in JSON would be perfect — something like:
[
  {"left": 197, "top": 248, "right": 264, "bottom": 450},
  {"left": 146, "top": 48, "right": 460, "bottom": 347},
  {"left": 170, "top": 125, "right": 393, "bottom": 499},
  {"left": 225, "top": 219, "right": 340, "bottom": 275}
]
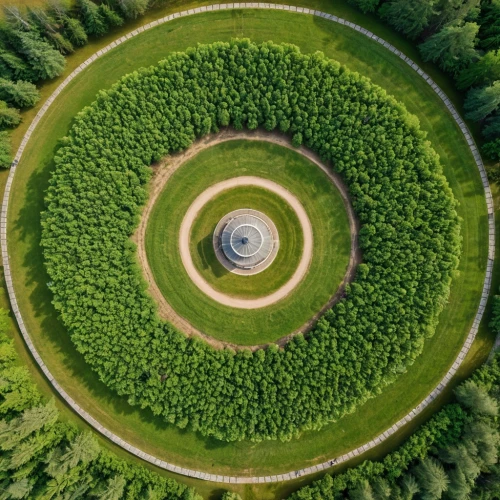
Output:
[
  {"left": 189, "top": 185, "right": 304, "bottom": 299},
  {"left": 146, "top": 139, "right": 351, "bottom": 345},
  {"left": 5, "top": 6, "right": 490, "bottom": 485}
]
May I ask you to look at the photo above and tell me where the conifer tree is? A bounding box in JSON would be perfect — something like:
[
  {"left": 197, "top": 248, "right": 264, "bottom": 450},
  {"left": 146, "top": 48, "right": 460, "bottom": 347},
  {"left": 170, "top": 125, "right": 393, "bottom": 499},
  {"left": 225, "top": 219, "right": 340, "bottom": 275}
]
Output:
[
  {"left": 77, "top": 0, "right": 107, "bottom": 37},
  {"left": 419, "top": 22, "right": 479, "bottom": 76},
  {"left": 0, "top": 100, "right": 21, "bottom": 128},
  {"left": 379, "top": 0, "right": 438, "bottom": 39},
  {"left": 457, "top": 50, "right": 500, "bottom": 89},
  {"left": 0, "top": 78, "right": 39, "bottom": 107},
  {"left": 0, "top": 131, "right": 11, "bottom": 168}
]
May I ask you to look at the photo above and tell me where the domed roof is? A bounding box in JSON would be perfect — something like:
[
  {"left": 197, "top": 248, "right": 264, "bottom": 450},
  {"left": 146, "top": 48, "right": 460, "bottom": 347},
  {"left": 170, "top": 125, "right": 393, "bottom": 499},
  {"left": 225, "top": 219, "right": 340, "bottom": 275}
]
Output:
[{"left": 220, "top": 213, "right": 274, "bottom": 269}]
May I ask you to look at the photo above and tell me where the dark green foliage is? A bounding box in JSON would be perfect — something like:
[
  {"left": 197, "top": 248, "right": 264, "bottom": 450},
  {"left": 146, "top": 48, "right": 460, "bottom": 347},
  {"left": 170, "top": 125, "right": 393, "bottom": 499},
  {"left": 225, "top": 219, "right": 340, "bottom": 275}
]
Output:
[
  {"left": 98, "top": 4, "right": 124, "bottom": 28},
  {"left": 399, "top": 474, "right": 420, "bottom": 499},
  {"left": 11, "top": 30, "right": 66, "bottom": 80},
  {"left": 0, "top": 308, "right": 200, "bottom": 500},
  {"left": 436, "top": 0, "right": 481, "bottom": 28},
  {"left": 483, "top": 115, "right": 500, "bottom": 138},
  {"left": 457, "top": 50, "right": 500, "bottom": 89},
  {"left": 287, "top": 403, "right": 467, "bottom": 499},
  {"left": 115, "top": 0, "right": 149, "bottom": 19},
  {"left": 41, "top": 40, "right": 461, "bottom": 443},
  {"left": 63, "top": 17, "right": 88, "bottom": 46},
  {"left": 379, "top": 0, "right": 438, "bottom": 39},
  {"left": 483, "top": 138, "right": 500, "bottom": 161},
  {"left": 0, "top": 48, "right": 31, "bottom": 81},
  {"left": 455, "top": 380, "right": 498, "bottom": 416},
  {"left": 77, "top": 0, "right": 107, "bottom": 36},
  {"left": 419, "top": 22, "right": 479, "bottom": 76},
  {"left": 0, "top": 100, "right": 20, "bottom": 128},
  {"left": 0, "top": 131, "right": 11, "bottom": 168},
  {"left": 26, "top": 7, "right": 74, "bottom": 55},
  {"left": 446, "top": 467, "right": 470, "bottom": 500},
  {"left": 289, "top": 356, "right": 500, "bottom": 500},
  {"left": 349, "top": 480, "right": 374, "bottom": 499},
  {"left": 0, "top": 78, "right": 39, "bottom": 108},
  {"left": 346, "top": 0, "right": 380, "bottom": 14},
  {"left": 47, "top": 0, "right": 88, "bottom": 47},
  {"left": 478, "top": 0, "right": 500, "bottom": 50},
  {"left": 464, "top": 81, "right": 500, "bottom": 121}
]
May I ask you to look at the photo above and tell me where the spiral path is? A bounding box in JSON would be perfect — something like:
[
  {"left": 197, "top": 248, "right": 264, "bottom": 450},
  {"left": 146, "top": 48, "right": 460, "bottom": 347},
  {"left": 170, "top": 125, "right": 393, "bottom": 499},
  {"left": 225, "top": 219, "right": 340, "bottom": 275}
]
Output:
[{"left": 1, "top": 3, "right": 494, "bottom": 484}]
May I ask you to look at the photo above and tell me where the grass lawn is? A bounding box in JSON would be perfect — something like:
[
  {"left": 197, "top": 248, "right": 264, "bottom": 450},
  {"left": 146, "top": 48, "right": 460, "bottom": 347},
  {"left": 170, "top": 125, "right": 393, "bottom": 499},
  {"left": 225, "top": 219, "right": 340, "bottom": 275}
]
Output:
[
  {"left": 189, "top": 185, "right": 304, "bottom": 299},
  {"left": 3, "top": 3, "right": 493, "bottom": 499},
  {"left": 146, "top": 140, "right": 350, "bottom": 344}
]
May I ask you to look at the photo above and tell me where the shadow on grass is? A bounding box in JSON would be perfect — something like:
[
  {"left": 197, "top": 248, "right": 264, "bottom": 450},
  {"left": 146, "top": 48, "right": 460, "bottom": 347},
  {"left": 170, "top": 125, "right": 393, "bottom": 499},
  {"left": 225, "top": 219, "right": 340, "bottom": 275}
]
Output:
[{"left": 196, "top": 231, "right": 229, "bottom": 278}]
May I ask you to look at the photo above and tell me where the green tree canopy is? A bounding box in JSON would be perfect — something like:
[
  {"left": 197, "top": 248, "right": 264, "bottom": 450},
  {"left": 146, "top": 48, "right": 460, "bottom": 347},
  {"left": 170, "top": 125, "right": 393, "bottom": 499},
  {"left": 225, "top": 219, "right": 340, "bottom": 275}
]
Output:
[
  {"left": 419, "top": 22, "right": 479, "bottom": 76},
  {"left": 464, "top": 81, "right": 500, "bottom": 121},
  {"left": 457, "top": 50, "right": 500, "bottom": 89},
  {"left": 379, "top": 0, "right": 438, "bottom": 39}
]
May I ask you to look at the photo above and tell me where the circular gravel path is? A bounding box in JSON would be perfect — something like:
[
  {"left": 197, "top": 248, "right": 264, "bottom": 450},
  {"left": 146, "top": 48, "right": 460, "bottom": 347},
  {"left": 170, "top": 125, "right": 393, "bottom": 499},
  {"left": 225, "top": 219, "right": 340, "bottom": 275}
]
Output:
[
  {"left": 1, "top": 3, "right": 494, "bottom": 485},
  {"left": 179, "top": 176, "right": 312, "bottom": 308}
]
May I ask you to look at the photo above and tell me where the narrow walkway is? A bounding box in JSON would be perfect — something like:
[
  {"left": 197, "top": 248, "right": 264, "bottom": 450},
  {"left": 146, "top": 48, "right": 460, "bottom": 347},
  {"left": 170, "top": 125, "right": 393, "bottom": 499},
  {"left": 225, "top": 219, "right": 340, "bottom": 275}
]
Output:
[
  {"left": 178, "top": 176, "right": 313, "bottom": 308},
  {"left": 1, "top": 3, "right": 494, "bottom": 485}
]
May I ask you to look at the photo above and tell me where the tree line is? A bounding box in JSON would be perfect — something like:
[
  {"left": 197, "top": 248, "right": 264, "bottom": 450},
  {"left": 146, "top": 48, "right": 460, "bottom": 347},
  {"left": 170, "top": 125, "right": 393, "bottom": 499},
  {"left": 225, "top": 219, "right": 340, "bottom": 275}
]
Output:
[
  {"left": 290, "top": 353, "right": 500, "bottom": 499},
  {"left": 0, "top": 308, "right": 200, "bottom": 500},
  {"left": 348, "top": 0, "right": 500, "bottom": 168},
  {"left": 4, "top": 289, "right": 500, "bottom": 499},
  {"left": 0, "top": 0, "right": 151, "bottom": 167},
  {"left": 40, "top": 40, "right": 461, "bottom": 443}
]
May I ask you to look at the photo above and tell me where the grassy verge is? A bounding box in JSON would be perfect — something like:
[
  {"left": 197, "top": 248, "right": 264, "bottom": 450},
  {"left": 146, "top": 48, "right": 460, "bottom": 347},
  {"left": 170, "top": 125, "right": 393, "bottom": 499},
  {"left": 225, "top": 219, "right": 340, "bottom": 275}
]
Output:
[
  {"left": 189, "top": 185, "right": 304, "bottom": 299},
  {"left": 2, "top": 4, "right": 492, "bottom": 499},
  {"left": 146, "top": 140, "right": 349, "bottom": 344}
]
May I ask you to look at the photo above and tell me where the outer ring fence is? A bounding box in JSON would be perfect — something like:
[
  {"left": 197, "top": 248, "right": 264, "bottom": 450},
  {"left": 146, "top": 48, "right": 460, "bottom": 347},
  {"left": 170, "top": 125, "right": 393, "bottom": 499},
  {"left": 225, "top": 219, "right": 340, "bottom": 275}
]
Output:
[{"left": 0, "top": 3, "right": 495, "bottom": 484}]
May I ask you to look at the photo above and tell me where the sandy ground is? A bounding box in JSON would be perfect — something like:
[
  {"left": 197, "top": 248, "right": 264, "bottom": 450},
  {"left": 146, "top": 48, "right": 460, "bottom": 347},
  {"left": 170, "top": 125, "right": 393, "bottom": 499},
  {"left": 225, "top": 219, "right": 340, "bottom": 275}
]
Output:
[{"left": 132, "top": 129, "right": 361, "bottom": 350}]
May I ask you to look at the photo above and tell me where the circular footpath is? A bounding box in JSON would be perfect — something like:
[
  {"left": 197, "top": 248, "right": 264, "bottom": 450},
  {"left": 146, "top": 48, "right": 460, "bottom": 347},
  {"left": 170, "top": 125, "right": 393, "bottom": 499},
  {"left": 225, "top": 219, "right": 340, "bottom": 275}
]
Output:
[
  {"left": 179, "top": 176, "right": 312, "bottom": 308},
  {"left": 1, "top": 3, "right": 494, "bottom": 485},
  {"left": 135, "top": 129, "right": 360, "bottom": 351}
]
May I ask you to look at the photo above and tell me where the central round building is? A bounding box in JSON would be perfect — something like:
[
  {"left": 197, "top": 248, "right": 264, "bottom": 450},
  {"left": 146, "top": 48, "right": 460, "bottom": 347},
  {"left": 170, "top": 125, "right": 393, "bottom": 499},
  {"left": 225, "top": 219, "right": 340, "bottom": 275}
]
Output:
[{"left": 214, "top": 209, "right": 279, "bottom": 275}]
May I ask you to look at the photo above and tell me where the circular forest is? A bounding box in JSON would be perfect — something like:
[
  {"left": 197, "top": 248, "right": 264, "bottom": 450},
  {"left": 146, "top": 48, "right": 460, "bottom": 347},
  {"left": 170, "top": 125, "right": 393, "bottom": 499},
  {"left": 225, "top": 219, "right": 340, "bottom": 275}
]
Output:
[{"left": 40, "top": 38, "right": 462, "bottom": 446}]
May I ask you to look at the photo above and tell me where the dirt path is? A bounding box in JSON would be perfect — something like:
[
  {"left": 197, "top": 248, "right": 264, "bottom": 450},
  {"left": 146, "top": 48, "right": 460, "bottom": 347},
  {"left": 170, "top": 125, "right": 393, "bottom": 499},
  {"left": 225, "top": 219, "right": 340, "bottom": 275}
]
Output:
[
  {"left": 133, "top": 129, "right": 361, "bottom": 350},
  {"left": 179, "top": 176, "right": 313, "bottom": 308}
]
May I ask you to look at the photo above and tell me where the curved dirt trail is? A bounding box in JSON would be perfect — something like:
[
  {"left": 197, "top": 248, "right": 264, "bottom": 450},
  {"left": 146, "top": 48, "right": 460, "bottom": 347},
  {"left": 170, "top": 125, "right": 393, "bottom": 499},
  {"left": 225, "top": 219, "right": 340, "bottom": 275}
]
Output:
[
  {"left": 179, "top": 176, "right": 313, "bottom": 308},
  {"left": 133, "top": 129, "right": 360, "bottom": 350}
]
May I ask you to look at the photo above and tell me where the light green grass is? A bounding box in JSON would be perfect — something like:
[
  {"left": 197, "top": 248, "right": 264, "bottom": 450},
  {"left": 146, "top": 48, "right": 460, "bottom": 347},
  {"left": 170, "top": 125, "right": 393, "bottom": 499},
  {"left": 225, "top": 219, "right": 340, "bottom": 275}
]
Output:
[
  {"left": 3, "top": 4, "right": 493, "bottom": 499},
  {"left": 189, "top": 186, "right": 304, "bottom": 299},
  {"left": 146, "top": 140, "right": 350, "bottom": 344}
]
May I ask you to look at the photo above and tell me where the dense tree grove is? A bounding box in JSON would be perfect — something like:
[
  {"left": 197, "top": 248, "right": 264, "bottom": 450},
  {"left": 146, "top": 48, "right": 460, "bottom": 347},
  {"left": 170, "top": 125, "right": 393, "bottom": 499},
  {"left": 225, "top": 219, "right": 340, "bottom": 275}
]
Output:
[
  {"left": 289, "top": 355, "right": 500, "bottom": 499},
  {"left": 41, "top": 40, "right": 461, "bottom": 442},
  {"left": 350, "top": 0, "right": 500, "bottom": 169},
  {"left": 0, "top": 309, "right": 199, "bottom": 500},
  {"left": 3, "top": 290, "right": 500, "bottom": 499}
]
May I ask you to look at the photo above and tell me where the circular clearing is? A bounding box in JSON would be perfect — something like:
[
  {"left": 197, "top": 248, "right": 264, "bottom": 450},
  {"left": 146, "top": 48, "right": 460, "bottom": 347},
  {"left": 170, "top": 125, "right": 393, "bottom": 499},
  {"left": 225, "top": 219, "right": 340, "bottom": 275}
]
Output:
[
  {"left": 144, "top": 137, "right": 353, "bottom": 345},
  {"left": 214, "top": 208, "right": 279, "bottom": 274},
  {"left": 180, "top": 176, "right": 312, "bottom": 309},
  {"left": 190, "top": 185, "right": 303, "bottom": 298}
]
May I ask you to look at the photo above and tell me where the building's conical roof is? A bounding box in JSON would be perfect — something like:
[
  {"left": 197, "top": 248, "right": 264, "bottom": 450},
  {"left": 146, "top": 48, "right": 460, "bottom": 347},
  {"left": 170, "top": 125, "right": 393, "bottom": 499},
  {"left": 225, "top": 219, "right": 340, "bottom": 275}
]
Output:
[{"left": 221, "top": 213, "right": 274, "bottom": 269}]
